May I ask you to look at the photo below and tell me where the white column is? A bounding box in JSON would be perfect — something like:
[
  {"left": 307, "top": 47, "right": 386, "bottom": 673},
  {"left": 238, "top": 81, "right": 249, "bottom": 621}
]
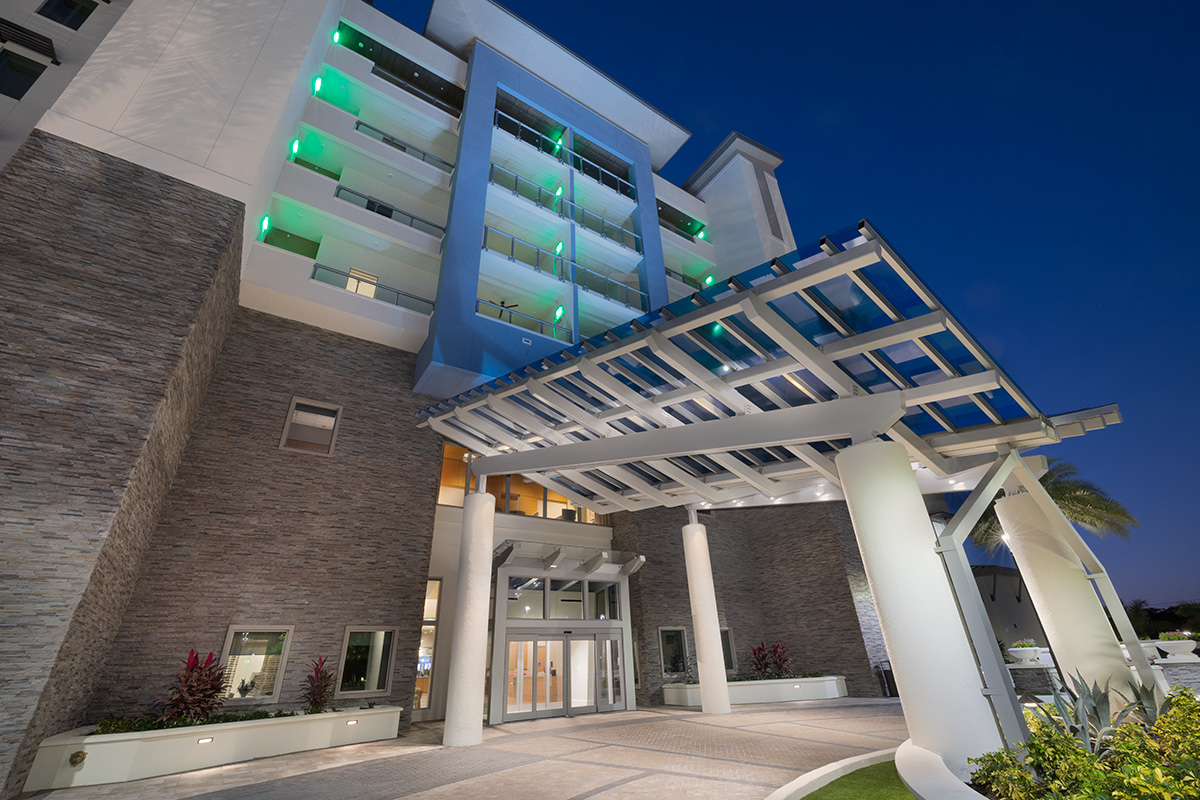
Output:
[
  {"left": 442, "top": 491, "right": 495, "bottom": 746},
  {"left": 995, "top": 492, "right": 1130, "bottom": 699},
  {"left": 837, "top": 439, "right": 1002, "bottom": 780},
  {"left": 682, "top": 520, "right": 730, "bottom": 715}
]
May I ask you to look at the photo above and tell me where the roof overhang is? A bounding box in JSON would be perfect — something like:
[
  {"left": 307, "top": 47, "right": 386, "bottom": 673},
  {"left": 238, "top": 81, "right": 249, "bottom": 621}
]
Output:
[
  {"left": 419, "top": 220, "right": 1120, "bottom": 514},
  {"left": 425, "top": 0, "right": 690, "bottom": 170}
]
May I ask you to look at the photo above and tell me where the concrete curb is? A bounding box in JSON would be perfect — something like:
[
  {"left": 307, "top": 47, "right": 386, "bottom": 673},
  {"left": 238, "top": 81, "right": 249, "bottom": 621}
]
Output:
[{"left": 763, "top": 746, "right": 899, "bottom": 800}]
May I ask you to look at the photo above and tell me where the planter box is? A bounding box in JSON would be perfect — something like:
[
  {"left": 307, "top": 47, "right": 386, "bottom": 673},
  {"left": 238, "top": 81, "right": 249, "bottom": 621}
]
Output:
[
  {"left": 24, "top": 706, "right": 403, "bottom": 792},
  {"left": 662, "top": 676, "right": 846, "bottom": 707}
]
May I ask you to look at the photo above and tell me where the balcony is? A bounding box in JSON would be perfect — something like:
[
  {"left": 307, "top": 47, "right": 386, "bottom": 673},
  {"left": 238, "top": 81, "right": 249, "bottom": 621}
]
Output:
[
  {"left": 483, "top": 226, "right": 647, "bottom": 312},
  {"left": 488, "top": 163, "right": 641, "bottom": 253},
  {"left": 493, "top": 109, "right": 636, "bottom": 202},
  {"left": 311, "top": 263, "right": 434, "bottom": 315},
  {"left": 476, "top": 299, "right": 572, "bottom": 341},
  {"left": 333, "top": 185, "right": 445, "bottom": 239},
  {"left": 353, "top": 120, "right": 454, "bottom": 173},
  {"left": 334, "top": 21, "right": 464, "bottom": 118}
]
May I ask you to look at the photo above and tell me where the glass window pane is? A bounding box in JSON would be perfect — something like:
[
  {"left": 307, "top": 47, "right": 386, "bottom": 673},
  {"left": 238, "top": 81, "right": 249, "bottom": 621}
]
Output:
[
  {"left": 415, "top": 624, "right": 435, "bottom": 709},
  {"left": 423, "top": 579, "right": 441, "bottom": 621},
  {"left": 549, "top": 579, "right": 583, "bottom": 619},
  {"left": 538, "top": 639, "right": 563, "bottom": 710},
  {"left": 569, "top": 639, "right": 594, "bottom": 708},
  {"left": 720, "top": 629, "right": 734, "bottom": 671},
  {"left": 660, "top": 629, "right": 686, "bottom": 674},
  {"left": 223, "top": 630, "right": 289, "bottom": 699},
  {"left": 507, "top": 639, "right": 534, "bottom": 714},
  {"left": 588, "top": 582, "right": 619, "bottom": 620},
  {"left": 340, "top": 629, "right": 394, "bottom": 693},
  {"left": 438, "top": 444, "right": 468, "bottom": 507},
  {"left": 507, "top": 576, "right": 544, "bottom": 619}
]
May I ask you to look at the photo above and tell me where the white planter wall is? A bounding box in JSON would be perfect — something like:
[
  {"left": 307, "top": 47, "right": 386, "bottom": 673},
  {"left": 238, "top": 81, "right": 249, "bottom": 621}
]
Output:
[
  {"left": 24, "top": 706, "right": 402, "bottom": 792},
  {"left": 661, "top": 676, "right": 846, "bottom": 707}
]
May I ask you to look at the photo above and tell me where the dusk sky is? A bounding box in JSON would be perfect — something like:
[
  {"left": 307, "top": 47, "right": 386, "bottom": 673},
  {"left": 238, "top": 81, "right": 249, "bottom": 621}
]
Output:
[{"left": 381, "top": 1, "right": 1199, "bottom": 608}]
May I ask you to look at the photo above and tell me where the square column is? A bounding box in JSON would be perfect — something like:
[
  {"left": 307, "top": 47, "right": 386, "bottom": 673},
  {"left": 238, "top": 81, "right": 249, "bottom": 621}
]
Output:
[
  {"left": 836, "top": 439, "right": 1002, "bottom": 780},
  {"left": 442, "top": 491, "right": 495, "bottom": 746},
  {"left": 682, "top": 520, "right": 731, "bottom": 714}
]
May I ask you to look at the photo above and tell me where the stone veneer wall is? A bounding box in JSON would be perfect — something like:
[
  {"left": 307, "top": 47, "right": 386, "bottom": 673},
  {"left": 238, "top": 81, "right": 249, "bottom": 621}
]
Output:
[
  {"left": 615, "top": 502, "right": 886, "bottom": 707},
  {"left": 0, "top": 131, "right": 243, "bottom": 798},
  {"left": 92, "top": 309, "right": 444, "bottom": 726}
]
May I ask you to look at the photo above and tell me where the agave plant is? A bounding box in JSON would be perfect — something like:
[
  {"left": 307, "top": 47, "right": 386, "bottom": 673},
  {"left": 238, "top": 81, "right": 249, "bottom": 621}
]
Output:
[
  {"left": 1031, "top": 671, "right": 1138, "bottom": 757},
  {"left": 156, "top": 649, "right": 226, "bottom": 723},
  {"left": 300, "top": 656, "right": 335, "bottom": 712}
]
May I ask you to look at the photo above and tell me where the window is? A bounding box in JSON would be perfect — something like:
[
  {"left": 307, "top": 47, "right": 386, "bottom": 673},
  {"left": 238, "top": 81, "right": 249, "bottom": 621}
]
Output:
[
  {"left": 660, "top": 628, "right": 688, "bottom": 675},
  {"left": 346, "top": 268, "right": 378, "bottom": 299},
  {"left": 549, "top": 579, "right": 582, "bottom": 619},
  {"left": 37, "top": 0, "right": 98, "bottom": 30},
  {"left": 588, "top": 582, "right": 619, "bottom": 620},
  {"left": 336, "top": 628, "right": 397, "bottom": 696},
  {"left": 220, "top": 627, "right": 293, "bottom": 702},
  {"left": 279, "top": 397, "right": 341, "bottom": 455},
  {"left": 414, "top": 579, "right": 440, "bottom": 711},
  {"left": 507, "top": 577, "right": 544, "bottom": 619},
  {"left": 0, "top": 50, "right": 47, "bottom": 100},
  {"left": 720, "top": 628, "right": 735, "bottom": 672}
]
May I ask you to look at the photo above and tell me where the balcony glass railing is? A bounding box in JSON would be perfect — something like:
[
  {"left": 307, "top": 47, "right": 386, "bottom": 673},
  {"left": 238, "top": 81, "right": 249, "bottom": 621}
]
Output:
[
  {"left": 371, "top": 65, "right": 462, "bottom": 118},
  {"left": 311, "top": 264, "right": 434, "bottom": 315},
  {"left": 482, "top": 226, "right": 647, "bottom": 311},
  {"left": 660, "top": 219, "right": 708, "bottom": 244},
  {"left": 476, "top": 298, "right": 572, "bottom": 340},
  {"left": 488, "top": 164, "right": 641, "bottom": 253},
  {"left": 354, "top": 121, "right": 454, "bottom": 173},
  {"left": 493, "top": 109, "right": 636, "bottom": 201},
  {"left": 334, "top": 185, "right": 445, "bottom": 238},
  {"left": 665, "top": 266, "right": 703, "bottom": 290}
]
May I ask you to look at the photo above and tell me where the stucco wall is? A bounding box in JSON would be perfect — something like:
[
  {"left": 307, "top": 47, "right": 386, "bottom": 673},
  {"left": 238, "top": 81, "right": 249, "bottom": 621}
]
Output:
[
  {"left": 93, "top": 309, "right": 445, "bottom": 725},
  {"left": 0, "top": 130, "right": 242, "bottom": 798}
]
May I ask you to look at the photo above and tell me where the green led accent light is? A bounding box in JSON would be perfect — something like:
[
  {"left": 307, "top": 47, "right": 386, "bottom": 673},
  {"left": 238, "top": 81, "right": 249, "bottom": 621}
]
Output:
[
  {"left": 704, "top": 275, "right": 715, "bottom": 286},
  {"left": 260, "top": 215, "right": 271, "bottom": 237},
  {"left": 554, "top": 186, "right": 563, "bottom": 197},
  {"left": 332, "top": 30, "right": 340, "bottom": 44},
  {"left": 290, "top": 138, "right": 299, "bottom": 156},
  {"left": 697, "top": 229, "right": 707, "bottom": 240},
  {"left": 713, "top": 322, "right": 723, "bottom": 334},
  {"left": 313, "top": 76, "right": 322, "bottom": 95},
  {"left": 554, "top": 305, "right": 565, "bottom": 322},
  {"left": 554, "top": 241, "right": 564, "bottom": 255}
]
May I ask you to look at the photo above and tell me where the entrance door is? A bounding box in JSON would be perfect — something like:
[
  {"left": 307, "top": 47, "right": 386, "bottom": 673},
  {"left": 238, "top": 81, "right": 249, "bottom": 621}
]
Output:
[
  {"left": 568, "top": 636, "right": 596, "bottom": 715},
  {"left": 596, "top": 635, "right": 624, "bottom": 712},
  {"left": 505, "top": 637, "right": 565, "bottom": 719}
]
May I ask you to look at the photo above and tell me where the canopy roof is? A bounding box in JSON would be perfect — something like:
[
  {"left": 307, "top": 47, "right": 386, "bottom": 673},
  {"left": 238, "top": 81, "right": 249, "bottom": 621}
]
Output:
[{"left": 419, "top": 220, "right": 1120, "bottom": 513}]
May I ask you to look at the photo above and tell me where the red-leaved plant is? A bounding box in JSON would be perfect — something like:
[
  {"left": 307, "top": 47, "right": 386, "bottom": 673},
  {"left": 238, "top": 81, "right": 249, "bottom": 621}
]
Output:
[
  {"left": 157, "top": 649, "right": 226, "bottom": 723},
  {"left": 769, "top": 640, "right": 792, "bottom": 677},
  {"left": 751, "top": 640, "right": 793, "bottom": 678},
  {"left": 300, "top": 656, "right": 335, "bottom": 712},
  {"left": 751, "top": 642, "right": 772, "bottom": 676}
]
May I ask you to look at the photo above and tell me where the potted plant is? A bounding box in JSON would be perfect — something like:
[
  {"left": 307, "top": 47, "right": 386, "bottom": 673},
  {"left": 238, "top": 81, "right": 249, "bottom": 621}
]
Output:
[
  {"left": 1156, "top": 630, "right": 1198, "bottom": 661},
  {"left": 1007, "top": 638, "right": 1040, "bottom": 664}
]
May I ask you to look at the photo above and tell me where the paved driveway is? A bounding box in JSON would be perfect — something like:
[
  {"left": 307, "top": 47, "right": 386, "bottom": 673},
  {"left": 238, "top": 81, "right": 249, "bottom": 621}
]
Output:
[{"left": 27, "top": 698, "right": 907, "bottom": 800}]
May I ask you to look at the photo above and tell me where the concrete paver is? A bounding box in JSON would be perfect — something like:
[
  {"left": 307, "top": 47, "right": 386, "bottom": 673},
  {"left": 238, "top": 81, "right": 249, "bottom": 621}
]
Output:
[{"left": 27, "top": 699, "right": 906, "bottom": 799}]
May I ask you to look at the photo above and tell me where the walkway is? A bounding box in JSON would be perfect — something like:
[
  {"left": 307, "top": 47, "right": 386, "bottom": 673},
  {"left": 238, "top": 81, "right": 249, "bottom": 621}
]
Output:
[{"left": 27, "top": 698, "right": 907, "bottom": 800}]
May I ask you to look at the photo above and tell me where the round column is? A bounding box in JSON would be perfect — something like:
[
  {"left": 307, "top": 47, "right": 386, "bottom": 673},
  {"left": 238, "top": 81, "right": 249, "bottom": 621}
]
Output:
[
  {"left": 995, "top": 492, "right": 1131, "bottom": 700},
  {"left": 682, "top": 522, "right": 731, "bottom": 714},
  {"left": 837, "top": 439, "right": 1002, "bottom": 779},
  {"left": 442, "top": 491, "right": 495, "bottom": 746}
]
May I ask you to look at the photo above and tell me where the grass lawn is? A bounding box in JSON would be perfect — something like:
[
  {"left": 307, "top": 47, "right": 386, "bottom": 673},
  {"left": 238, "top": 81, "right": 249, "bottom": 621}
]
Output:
[{"left": 803, "top": 761, "right": 914, "bottom": 800}]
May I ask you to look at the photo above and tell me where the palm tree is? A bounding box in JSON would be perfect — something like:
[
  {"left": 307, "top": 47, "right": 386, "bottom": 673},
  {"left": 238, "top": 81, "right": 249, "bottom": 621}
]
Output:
[{"left": 970, "top": 459, "right": 1139, "bottom": 552}]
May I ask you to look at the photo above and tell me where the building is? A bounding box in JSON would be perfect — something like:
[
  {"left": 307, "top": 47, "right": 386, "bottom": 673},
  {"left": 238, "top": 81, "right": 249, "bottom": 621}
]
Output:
[{"left": 0, "top": 0, "right": 1148, "bottom": 796}]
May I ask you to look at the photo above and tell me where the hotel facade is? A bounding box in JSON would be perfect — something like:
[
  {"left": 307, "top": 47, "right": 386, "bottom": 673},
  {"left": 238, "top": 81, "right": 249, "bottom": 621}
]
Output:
[{"left": 1, "top": 0, "right": 1148, "bottom": 795}]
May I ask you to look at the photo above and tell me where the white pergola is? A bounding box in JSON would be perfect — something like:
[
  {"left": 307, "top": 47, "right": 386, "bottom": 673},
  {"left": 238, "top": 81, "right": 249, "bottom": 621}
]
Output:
[{"left": 421, "top": 220, "right": 1157, "bottom": 784}]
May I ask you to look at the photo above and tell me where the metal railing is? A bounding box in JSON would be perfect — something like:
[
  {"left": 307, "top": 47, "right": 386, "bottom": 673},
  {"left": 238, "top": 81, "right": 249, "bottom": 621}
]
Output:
[
  {"left": 311, "top": 264, "right": 434, "bottom": 315},
  {"left": 354, "top": 120, "right": 454, "bottom": 173},
  {"left": 482, "top": 226, "right": 648, "bottom": 311},
  {"left": 334, "top": 185, "right": 445, "bottom": 238},
  {"left": 660, "top": 219, "right": 707, "bottom": 244},
  {"left": 493, "top": 109, "right": 637, "bottom": 201},
  {"left": 476, "top": 298, "right": 572, "bottom": 340},
  {"left": 665, "top": 266, "right": 703, "bottom": 290},
  {"left": 371, "top": 65, "right": 462, "bottom": 118},
  {"left": 488, "top": 163, "right": 641, "bottom": 253}
]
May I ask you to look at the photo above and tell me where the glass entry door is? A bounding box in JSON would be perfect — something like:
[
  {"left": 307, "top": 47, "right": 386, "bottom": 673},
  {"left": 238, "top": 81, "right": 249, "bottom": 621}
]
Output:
[
  {"left": 505, "top": 633, "right": 623, "bottom": 721},
  {"left": 505, "top": 638, "right": 564, "bottom": 719}
]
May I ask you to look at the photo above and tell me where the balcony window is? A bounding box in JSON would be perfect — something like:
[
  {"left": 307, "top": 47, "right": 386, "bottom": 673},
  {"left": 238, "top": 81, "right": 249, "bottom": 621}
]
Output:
[
  {"left": 0, "top": 50, "right": 46, "bottom": 100},
  {"left": 279, "top": 398, "right": 341, "bottom": 455},
  {"left": 37, "top": 0, "right": 98, "bottom": 30}
]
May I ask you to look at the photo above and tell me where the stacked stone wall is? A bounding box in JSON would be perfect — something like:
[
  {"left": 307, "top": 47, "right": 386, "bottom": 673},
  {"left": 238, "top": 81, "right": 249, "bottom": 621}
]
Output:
[
  {"left": 0, "top": 131, "right": 242, "bottom": 798},
  {"left": 92, "top": 309, "right": 444, "bottom": 726}
]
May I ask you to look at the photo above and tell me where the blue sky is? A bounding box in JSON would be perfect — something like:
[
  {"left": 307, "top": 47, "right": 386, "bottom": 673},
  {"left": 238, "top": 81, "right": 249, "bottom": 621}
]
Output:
[{"left": 379, "top": 0, "right": 1199, "bottom": 607}]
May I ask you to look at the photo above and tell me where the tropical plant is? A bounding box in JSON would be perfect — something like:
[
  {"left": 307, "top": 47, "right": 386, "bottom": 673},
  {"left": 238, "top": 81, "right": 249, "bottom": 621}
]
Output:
[
  {"left": 750, "top": 642, "right": 772, "bottom": 676},
  {"left": 1011, "top": 638, "right": 1038, "bottom": 649},
  {"left": 1159, "top": 630, "right": 1192, "bottom": 641},
  {"left": 300, "top": 656, "right": 335, "bottom": 712},
  {"left": 749, "top": 640, "right": 794, "bottom": 678},
  {"left": 970, "top": 459, "right": 1139, "bottom": 552},
  {"left": 156, "top": 649, "right": 226, "bottom": 723}
]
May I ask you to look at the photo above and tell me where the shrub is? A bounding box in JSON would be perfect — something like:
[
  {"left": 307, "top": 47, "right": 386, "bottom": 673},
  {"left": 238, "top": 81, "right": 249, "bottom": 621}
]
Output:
[
  {"left": 91, "top": 708, "right": 297, "bottom": 735},
  {"left": 750, "top": 642, "right": 772, "bottom": 676},
  {"left": 300, "top": 656, "right": 335, "bottom": 712},
  {"left": 156, "top": 650, "right": 226, "bottom": 724},
  {"left": 749, "top": 640, "right": 794, "bottom": 679}
]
